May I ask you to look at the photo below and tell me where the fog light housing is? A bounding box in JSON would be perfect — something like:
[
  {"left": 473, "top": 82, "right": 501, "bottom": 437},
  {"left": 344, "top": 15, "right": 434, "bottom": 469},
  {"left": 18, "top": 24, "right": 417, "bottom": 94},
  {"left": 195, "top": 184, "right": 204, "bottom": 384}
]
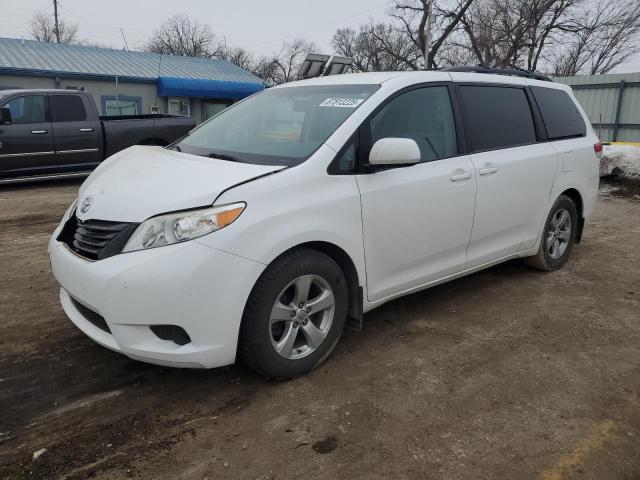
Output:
[{"left": 149, "top": 325, "right": 191, "bottom": 346}]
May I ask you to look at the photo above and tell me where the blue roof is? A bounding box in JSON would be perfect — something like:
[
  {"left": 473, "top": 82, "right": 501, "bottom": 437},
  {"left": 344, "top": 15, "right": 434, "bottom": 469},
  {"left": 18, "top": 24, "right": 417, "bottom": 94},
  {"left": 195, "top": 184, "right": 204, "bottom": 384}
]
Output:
[{"left": 0, "top": 37, "right": 264, "bottom": 85}]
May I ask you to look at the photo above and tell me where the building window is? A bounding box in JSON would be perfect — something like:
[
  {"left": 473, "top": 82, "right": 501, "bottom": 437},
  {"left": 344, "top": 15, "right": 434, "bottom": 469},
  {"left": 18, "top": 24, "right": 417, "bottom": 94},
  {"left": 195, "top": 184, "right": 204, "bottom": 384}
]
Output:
[
  {"left": 101, "top": 95, "right": 142, "bottom": 116},
  {"left": 202, "top": 101, "right": 231, "bottom": 122},
  {"left": 168, "top": 97, "right": 190, "bottom": 116}
]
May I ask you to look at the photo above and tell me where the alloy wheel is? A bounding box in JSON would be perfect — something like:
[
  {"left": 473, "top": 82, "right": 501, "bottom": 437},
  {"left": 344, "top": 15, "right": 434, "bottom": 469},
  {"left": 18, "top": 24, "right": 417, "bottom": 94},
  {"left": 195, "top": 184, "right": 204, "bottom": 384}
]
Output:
[{"left": 269, "top": 274, "right": 335, "bottom": 360}]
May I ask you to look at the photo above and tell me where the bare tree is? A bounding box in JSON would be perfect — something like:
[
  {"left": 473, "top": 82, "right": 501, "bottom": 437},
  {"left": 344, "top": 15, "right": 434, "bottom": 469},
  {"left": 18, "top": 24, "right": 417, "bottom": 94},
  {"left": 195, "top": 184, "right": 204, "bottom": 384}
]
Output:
[
  {"left": 389, "top": 0, "right": 476, "bottom": 69},
  {"left": 332, "top": 22, "right": 420, "bottom": 71},
  {"left": 455, "top": 0, "right": 640, "bottom": 73},
  {"left": 146, "top": 14, "right": 223, "bottom": 58},
  {"left": 269, "top": 38, "right": 318, "bottom": 84},
  {"left": 30, "top": 11, "right": 78, "bottom": 44},
  {"left": 550, "top": 0, "right": 640, "bottom": 75},
  {"left": 223, "top": 46, "right": 256, "bottom": 71}
]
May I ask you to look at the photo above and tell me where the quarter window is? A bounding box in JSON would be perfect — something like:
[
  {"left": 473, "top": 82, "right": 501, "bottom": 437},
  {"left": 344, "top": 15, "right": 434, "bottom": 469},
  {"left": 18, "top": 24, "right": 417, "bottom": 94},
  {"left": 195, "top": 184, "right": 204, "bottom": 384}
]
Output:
[
  {"left": 50, "top": 95, "right": 87, "bottom": 122},
  {"left": 369, "top": 86, "right": 457, "bottom": 162},
  {"left": 1, "top": 95, "right": 47, "bottom": 124},
  {"left": 530, "top": 86, "right": 585, "bottom": 140},
  {"left": 458, "top": 86, "right": 536, "bottom": 152}
]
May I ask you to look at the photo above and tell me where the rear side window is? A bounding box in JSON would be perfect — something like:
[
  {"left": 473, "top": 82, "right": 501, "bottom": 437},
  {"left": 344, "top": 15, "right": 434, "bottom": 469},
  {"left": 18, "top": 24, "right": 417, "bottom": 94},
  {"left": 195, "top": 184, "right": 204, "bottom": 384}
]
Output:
[
  {"left": 369, "top": 86, "right": 457, "bottom": 162},
  {"left": 458, "top": 85, "right": 536, "bottom": 152},
  {"left": 50, "top": 95, "right": 87, "bottom": 122},
  {"left": 530, "top": 86, "right": 585, "bottom": 140}
]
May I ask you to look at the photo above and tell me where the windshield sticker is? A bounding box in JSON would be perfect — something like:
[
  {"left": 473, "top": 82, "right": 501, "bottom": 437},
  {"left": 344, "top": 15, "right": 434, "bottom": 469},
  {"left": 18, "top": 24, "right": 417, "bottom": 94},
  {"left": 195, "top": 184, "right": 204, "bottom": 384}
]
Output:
[{"left": 318, "top": 98, "right": 365, "bottom": 108}]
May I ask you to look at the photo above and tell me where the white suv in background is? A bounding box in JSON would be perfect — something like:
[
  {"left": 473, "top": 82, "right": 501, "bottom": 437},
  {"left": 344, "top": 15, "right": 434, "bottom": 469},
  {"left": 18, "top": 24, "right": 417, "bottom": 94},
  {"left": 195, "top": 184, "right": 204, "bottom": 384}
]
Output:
[{"left": 49, "top": 70, "right": 600, "bottom": 379}]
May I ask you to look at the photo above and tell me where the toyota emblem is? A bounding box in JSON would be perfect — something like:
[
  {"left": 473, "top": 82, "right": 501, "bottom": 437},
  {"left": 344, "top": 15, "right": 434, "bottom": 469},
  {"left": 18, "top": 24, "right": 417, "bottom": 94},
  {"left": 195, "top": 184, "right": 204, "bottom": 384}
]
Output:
[{"left": 80, "top": 196, "right": 93, "bottom": 214}]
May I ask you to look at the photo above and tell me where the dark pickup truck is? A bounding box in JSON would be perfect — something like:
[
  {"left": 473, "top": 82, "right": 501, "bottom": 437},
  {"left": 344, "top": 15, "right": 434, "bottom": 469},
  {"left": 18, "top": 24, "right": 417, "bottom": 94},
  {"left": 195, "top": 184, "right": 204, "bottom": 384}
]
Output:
[{"left": 0, "top": 89, "right": 195, "bottom": 184}]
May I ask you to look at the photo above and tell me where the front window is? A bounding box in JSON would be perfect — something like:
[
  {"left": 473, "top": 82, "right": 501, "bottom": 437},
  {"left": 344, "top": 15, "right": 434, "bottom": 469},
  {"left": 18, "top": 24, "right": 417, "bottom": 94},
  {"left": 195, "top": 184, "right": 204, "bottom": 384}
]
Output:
[
  {"left": 176, "top": 84, "right": 379, "bottom": 167},
  {"left": 1, "top": 95, "right": 47, "bottom": 124}
]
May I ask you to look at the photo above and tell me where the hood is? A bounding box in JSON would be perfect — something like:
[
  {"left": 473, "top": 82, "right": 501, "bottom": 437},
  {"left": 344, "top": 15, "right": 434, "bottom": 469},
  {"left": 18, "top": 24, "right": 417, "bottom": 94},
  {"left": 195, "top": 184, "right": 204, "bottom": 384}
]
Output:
[{"left": 77, "top": 145, "right": 285, "bottom": 222}]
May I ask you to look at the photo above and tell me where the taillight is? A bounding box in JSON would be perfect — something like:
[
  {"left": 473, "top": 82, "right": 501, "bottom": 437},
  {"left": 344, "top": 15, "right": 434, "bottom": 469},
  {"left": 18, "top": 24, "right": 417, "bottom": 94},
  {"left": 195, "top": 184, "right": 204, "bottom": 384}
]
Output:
[{"left": 594, "top": 142, "right": 603, "bottom": 158}]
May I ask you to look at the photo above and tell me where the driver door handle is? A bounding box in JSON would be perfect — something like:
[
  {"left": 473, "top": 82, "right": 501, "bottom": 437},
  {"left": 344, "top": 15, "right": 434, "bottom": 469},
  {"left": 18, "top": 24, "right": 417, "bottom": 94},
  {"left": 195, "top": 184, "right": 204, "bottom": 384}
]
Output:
[
  {"left": 478, "top": 163, "right": 498, "bottom": 175},
  {"left": 450, "top": 168, "right": 472, "bottom": 182},
  {"left": 31, "top": 130, "right": 48, "bottom": 134},
  {"left": 79, "top": 128, "right": 94, "bottom": 132}
]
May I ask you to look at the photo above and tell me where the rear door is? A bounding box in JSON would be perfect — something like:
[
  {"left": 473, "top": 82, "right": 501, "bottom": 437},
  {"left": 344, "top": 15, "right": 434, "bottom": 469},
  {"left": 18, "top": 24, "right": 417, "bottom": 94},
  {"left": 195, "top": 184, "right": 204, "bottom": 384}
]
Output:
[
  {"left": 0, "top": 94, "right": 55, "bottom": 177},
  {"left": 457, "top": 84, "right": 558, "bottom": 268},
  {"left": 49, "top": 94, "right": 102, "bottom": 170},
  {"left": 356, "top": 84, "right": 476, "bottom": 302}
]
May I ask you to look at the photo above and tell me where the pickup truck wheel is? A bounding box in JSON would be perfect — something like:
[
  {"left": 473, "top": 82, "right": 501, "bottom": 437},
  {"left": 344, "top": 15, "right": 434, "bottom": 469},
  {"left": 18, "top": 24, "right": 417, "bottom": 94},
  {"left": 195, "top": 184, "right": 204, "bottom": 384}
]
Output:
[
  {"left": 523, "top": 195, "right": 578, "bottom": 271},
  {"left": 239, "top": 248, "right": 348, "bottom": 380}
]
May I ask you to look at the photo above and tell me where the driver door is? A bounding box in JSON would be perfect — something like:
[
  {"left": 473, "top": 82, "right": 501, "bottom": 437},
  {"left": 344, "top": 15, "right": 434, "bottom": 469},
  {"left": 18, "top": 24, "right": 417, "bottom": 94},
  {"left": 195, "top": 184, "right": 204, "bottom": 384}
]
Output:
[
  {"left": 356, "top": 85, "right": 476, "bottom": 303},
  {"left": 0, "top": 94, "right": 55, "bottom": 177}
]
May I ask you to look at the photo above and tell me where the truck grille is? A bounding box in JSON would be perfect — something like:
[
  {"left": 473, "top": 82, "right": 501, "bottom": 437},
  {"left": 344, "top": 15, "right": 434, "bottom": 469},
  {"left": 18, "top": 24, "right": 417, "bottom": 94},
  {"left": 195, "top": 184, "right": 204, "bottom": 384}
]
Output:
[{"left": 58, "top": 211, "right": 138, "bottom": 261}]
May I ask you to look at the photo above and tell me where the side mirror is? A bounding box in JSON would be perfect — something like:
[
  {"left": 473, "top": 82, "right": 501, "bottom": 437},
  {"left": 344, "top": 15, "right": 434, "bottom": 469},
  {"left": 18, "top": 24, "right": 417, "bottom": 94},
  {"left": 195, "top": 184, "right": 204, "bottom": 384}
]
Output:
[
  {"left": 0, "top": 107, "right": 12, "bottom": 125},
  {"left": 368, "top": 137, "right": 420, "bottom": 166}
]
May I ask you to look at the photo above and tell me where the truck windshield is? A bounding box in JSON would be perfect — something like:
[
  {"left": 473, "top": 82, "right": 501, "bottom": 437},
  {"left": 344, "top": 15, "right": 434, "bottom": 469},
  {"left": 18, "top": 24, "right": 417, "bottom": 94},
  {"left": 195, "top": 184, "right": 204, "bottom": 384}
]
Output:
[{"left": 176, "top": 84, "right": 379, "bottom": 166}]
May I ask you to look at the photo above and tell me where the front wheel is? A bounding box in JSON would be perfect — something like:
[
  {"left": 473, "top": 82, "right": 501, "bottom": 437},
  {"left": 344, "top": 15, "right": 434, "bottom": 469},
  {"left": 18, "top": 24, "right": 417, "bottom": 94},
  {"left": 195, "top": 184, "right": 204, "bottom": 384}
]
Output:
[
  {"left": 239, "top": 248, "right": 348, "bottom": 379},
  {"left": 523, "top": 195, "right": 578, "bottom": 271}
]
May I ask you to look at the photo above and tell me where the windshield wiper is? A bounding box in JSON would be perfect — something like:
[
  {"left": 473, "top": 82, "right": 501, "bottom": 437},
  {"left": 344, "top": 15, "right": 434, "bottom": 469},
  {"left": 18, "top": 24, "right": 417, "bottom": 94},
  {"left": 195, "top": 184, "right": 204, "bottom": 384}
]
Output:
[{"left": 207, "top": 152, "right": 244, "bottom": 163}]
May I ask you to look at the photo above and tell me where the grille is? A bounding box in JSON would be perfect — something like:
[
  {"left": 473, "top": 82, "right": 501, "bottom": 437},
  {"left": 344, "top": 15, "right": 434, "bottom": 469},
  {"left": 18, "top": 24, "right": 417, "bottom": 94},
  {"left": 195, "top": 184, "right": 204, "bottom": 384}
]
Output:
[
  {"left": 69, "top": 296, "right": 111, "bottom": 334},
  {"left": 58, "top": 211, "right": 138, "bottom": 261}
]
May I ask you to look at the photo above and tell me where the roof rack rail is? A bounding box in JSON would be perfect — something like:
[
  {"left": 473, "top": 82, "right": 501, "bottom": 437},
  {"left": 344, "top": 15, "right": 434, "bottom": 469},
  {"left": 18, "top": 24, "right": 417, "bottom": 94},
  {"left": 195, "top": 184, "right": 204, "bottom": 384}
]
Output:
[{"left": 442, "top": 65, "right": 552, "bottom": 82}]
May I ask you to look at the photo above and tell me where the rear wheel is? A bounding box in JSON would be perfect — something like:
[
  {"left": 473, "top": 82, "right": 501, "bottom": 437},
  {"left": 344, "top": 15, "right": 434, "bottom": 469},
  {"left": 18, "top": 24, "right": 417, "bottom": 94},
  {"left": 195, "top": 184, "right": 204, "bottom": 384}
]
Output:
[
  {"left": 523, "top": 195, "right": 578, "bottom": 271},
  {"left": 239, "top": 248, "right": 348, "bottom": 379}
]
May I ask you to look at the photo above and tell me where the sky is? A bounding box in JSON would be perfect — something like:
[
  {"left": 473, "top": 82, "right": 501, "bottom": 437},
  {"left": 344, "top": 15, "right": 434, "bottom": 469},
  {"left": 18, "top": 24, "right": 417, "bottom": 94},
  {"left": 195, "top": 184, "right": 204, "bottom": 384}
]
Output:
[
  {"left": 0, "top": 0, "right": 389, "bottom": 55},
  {"left": 0, "top": 0, "right": 639, "bottom": 73}
]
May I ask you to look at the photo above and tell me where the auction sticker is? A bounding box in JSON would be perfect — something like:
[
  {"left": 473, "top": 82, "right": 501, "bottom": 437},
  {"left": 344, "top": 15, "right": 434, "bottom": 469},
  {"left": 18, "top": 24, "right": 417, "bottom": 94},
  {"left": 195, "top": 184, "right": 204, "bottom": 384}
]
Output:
[{"left": 318, "top": 98, "right": 364, "bottom": 108}]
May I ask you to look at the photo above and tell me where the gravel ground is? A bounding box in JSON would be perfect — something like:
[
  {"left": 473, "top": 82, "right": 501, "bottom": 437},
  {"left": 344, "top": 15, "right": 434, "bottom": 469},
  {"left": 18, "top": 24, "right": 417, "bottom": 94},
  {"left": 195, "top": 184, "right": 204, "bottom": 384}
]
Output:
[{"left": 0, "top": 179, "right": 639, "bottom": 480}]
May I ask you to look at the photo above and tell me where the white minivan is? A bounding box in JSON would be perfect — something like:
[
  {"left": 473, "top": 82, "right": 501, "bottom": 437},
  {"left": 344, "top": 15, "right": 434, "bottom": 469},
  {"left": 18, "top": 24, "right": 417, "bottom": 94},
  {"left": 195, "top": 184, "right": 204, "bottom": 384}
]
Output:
[{"left": 49, "top": 70, "right": 600, "bottom": 379}]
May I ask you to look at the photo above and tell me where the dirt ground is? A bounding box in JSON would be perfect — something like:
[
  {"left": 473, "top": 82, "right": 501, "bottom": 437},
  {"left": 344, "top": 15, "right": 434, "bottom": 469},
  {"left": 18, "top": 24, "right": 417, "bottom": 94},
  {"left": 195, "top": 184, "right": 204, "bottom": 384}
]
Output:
[{"left": 0, "top": 178, "right": 639, "bottom": 480}]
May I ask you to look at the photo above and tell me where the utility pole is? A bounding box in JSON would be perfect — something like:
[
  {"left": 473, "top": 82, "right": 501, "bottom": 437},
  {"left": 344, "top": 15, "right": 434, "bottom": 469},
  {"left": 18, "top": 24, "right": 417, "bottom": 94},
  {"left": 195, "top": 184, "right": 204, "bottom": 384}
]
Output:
[
  {"left": 53, "top": 0, "right": 61, "bottom": 44},
  {"left": 423, "top": 0, "right": 433, "bottom": 69}
]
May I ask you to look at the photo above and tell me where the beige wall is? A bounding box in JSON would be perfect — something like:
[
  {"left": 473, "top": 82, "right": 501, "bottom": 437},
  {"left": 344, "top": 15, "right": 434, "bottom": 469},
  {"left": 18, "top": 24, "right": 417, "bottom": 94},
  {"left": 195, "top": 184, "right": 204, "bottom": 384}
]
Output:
[{"left": 0, "top": 74, "right": 160, "bottom": 115}]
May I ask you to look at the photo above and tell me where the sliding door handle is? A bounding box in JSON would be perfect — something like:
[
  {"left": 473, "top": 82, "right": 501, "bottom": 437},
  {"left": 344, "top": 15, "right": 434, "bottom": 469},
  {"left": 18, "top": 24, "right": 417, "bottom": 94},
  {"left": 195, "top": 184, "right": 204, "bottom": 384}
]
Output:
[
  {"left": 478, "top": 163, "right": 498, "bottom": 175},
  {"left": 79, "top": 128, "right": 94, "bottom": 132},
  {"left": 31, "top": 130, "right": 48, "bottom": 134}
]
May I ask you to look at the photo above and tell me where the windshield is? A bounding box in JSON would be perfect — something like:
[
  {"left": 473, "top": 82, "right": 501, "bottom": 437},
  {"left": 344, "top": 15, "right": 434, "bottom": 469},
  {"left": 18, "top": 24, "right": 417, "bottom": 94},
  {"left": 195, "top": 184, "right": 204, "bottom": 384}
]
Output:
[{"left": 176, "top": 84, "right": 379, "bottom": 166}]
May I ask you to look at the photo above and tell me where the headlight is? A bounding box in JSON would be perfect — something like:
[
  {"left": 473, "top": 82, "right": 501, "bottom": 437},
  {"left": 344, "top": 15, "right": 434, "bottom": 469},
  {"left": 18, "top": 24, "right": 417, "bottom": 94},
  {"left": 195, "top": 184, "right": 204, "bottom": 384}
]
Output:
[{"left": 122, "top": 202, "right": 245, "bottom": 253}]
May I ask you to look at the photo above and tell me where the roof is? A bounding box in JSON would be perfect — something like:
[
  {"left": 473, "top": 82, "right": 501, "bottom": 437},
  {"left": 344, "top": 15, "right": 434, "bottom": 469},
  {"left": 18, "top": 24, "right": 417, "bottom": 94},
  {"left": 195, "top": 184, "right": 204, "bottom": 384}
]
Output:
[
  {"left": 275, "top": 72, "right": 407, "bottom": 88},
  {"left": 0, "top": 37, "right": 263, "bottom": 85},
  {"left": 276, "top": 70, "right": 569, "bottom": 91},
  {"left": 554, "top": 72, "right": 640, "bottom": 86}
]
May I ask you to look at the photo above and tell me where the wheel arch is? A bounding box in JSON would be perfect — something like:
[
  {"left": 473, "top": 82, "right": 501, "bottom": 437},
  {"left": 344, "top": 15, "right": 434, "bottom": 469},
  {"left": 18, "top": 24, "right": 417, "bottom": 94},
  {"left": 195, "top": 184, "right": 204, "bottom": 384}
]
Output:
[
  {"left": 262, "top": 241, "right": 364, "bottom": 326},
  {"left": 559, "top": 188, "right": 585, "bottom": 242}
]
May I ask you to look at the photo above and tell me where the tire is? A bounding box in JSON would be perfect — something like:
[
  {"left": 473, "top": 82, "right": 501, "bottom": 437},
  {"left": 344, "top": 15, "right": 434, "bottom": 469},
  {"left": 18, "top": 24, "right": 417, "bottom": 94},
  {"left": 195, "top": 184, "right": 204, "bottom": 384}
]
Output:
[
  {"left": 239, "top": 248, "right": 348, "bottom": 380},
  {"left": 523, "top": 195, "right": 578, "bottom": 271}
]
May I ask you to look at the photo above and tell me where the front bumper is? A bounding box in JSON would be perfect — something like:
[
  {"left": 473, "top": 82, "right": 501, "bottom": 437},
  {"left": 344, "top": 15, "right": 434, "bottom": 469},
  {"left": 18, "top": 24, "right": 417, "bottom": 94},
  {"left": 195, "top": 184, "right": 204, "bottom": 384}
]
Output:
[{"left": 49, "top": 233, "right": 265, "bottom": 368}]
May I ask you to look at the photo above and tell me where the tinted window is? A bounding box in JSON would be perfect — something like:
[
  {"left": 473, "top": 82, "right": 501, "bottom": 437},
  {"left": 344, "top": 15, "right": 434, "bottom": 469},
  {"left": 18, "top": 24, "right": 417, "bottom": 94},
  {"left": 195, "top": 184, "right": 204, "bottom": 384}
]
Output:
[
  {"left": 50, "top": 95, "right": 87, "bottom": 122},
  {"left": 459, "top": 86, "right": 536, "bottom": 151},
  {"left": 1, "top": 95, "right": 47, "bottom": 124},
  {"left": 369, "top": 86, "right": 457, "bottom": 162},
  {"left": 531, "top": 86, "right": 585, "bottom": 140}
]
